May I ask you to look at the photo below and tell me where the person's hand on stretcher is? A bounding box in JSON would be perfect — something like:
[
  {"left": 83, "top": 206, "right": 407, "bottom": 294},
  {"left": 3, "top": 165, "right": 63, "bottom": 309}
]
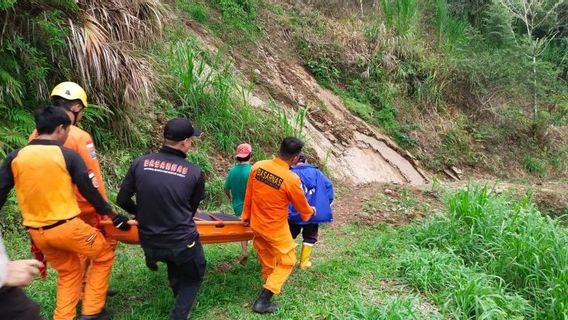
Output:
[{"left": 107, "top": 212, "right": 138, "bottom": 231}]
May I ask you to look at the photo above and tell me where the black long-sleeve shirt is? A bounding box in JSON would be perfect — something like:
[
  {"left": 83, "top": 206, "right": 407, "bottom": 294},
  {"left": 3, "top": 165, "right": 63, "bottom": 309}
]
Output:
[
  {"left": 0, "top": 139, "right": 111, "bottom": 227},
  {"left": 117, "top": 146, "right": 205, "bottom": 248}
]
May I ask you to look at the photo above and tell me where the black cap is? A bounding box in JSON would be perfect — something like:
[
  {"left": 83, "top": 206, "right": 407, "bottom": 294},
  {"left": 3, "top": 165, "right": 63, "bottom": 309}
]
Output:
[{"left": 163, "top": 118, "right": 201, "bottom": 141}]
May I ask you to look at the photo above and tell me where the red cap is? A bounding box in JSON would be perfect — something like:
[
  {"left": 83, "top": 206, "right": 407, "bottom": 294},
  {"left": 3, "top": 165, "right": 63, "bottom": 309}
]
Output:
[{"left": 236, "top": 143, "right": 252, "bottom": 158}]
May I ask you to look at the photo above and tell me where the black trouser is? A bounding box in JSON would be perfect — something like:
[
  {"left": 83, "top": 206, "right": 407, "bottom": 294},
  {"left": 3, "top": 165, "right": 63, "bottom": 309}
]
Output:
[
  {"left": 289, "top": 223, "right": 319, "bottom": 244},
  {"left": 0, "top": 286, "right": 41, "bottom": 320},
  {"left": 143, "top": 239, "right": 206, "bottom": 320}
]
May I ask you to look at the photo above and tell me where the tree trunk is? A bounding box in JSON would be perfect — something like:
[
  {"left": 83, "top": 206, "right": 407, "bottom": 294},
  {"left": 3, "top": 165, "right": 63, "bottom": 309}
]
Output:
[{"left": 532, "top": 53, "right": 537, "bottom": 120}]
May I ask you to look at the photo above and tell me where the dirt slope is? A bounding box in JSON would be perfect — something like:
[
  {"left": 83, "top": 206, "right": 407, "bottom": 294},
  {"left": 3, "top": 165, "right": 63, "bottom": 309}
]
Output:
[
  {"left": 189, "top": 23, "right": 428, "bottom": 186},
  {"left": 251, "top": 46, "right": 428, "bottom": 185}
]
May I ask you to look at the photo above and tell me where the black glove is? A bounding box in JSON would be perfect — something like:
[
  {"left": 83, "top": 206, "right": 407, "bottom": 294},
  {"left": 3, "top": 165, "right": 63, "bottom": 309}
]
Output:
[
  {"left": 112, "top": 214, "right": 131, "bottom": 231},
  {"left": 145, "top": 256, "right": 159, "bottom": 272}
]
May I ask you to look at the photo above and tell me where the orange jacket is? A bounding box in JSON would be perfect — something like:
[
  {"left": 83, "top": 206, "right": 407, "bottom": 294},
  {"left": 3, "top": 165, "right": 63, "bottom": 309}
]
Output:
[
  {"left": 30, "top": 126, "right": 108, "bottom": 215},
  {"left": 242, "top": 158, "right": 313, "bottom": 252},
  {"left": 0, "top": 140, "right": 112, "bottom": 227}
]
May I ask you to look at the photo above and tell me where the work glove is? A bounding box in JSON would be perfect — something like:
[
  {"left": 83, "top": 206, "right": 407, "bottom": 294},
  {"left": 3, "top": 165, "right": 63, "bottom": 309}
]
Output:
[
  {"left": 30, "top": 242, "right": 47, "bottom": 279},
  {"left": 145, "top": 256, "right": 158, "bottom": 272},
  {"left": 112, "top": 214, "right": 131, "bottom": 231}
]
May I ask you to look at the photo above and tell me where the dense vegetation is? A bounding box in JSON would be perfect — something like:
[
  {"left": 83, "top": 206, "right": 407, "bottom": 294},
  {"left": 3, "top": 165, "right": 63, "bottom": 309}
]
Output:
[
  {"left": 282, "top": 0, "right": 568, "bottom": 175},
  {"left": 1, "top": 2, "right": 567, "bottom": 318},
  {"left": 2, "top": 0, "right": 567, "bottom": 190},
  {"left": 0, "top": 0, "right": 301, "bottom": 218}
]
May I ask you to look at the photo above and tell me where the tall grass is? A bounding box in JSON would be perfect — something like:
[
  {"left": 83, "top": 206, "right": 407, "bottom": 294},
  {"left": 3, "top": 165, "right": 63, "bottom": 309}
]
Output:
[
  {"left": 434, "top": 0, "right": 469, "bottom": 50},
  {"left": 270, "top": 100, "right": 308, "bottom": 140},
  {"left": 166, "top": 40, "right": 281, "bottom": 153},
  {"left": 381, "top": 0, "right": 418, "bottom": 35},
  {"left": 411, "top": 185, "right": 568, "bottom": 319},
  {"left": 400, "top": 248, "right": 530, "bottom": 319},
  {"left": 213, "top": 0, "right": 260, "bottom": 39}
]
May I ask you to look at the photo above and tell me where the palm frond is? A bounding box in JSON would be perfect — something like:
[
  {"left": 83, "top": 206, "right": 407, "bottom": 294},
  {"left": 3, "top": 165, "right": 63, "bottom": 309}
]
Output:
[{"left": 68, "top": 13, "right": 154, "bottom": 108}]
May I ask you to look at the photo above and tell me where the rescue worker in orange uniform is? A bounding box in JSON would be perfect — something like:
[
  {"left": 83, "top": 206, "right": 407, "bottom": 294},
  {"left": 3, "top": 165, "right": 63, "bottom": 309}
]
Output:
[
  {"left": 29, "top": 82, "right": 118, "bottom": 293},
  {"left": 241, "top": 137, "right": 315, "bottom": 313},
  {"left": 30, "top": 82, "right": 108, "bottom": 227},
  {"left": 0, "top": 106, "right": 131, "bottom": 320}
]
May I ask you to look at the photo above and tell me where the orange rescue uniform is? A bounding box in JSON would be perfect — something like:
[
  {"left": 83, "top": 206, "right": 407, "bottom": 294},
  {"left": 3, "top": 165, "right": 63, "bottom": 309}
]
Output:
[
  {"left": 0, "top": 140, "right": 115, "bottom": 320},
  {"left": 242, "top": 158, "right": 314, "bottom": 294},
  {"left": 30, "top": 125, "right": 108, "bottom": 225}
]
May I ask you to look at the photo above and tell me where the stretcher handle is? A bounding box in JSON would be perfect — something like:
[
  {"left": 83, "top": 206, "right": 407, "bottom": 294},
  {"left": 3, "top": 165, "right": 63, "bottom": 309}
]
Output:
[
  {"left": 194, "top": 220, "right": 246, "bottom": 226},
  {"left": 207, "top": 213, "right": 225, "bottom": 228}
]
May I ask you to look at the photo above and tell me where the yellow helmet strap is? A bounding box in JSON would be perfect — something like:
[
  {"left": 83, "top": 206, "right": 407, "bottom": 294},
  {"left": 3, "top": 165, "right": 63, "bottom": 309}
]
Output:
[
  {"left": 69, "top": 106, "right": 85, "bottom": 125},
  {"left": 59, "top": 104, "right": 82, "bottom": 126}
]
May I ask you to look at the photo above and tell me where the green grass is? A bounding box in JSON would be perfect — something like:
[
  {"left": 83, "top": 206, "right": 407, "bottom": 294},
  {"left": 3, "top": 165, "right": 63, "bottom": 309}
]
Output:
[
  {"left": 163, "top": 39, "right": 282, "bottom": 154},
  {"left": 522, "top": 155, "right": 548, "bottom": 177},
  {"left": 4, "top": 223, "right": 439, "bottom": 319},
  {"left": 3, "top": 184, "right": 567, "bottom": 319},
  {"left": 176, "top": 0, "right": 208, "bottom": 23},
  {"left": 410, "top": 185, "right": 568, "bottom": 319},
  {"left": 399, "top": 248, "right": 530, "bottom": 319}
]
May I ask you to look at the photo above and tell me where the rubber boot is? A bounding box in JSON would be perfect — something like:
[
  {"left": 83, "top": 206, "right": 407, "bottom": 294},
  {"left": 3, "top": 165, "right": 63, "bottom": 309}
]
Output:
[
  {"left": 300, "top": 243, "right": 313, "bottom": 269},
  {"left": 252, "top": 289, "right": 278, "bottom": 313},
  {"left": 78, "top": 309, "right": 111, "bottom": 320},
  {"left": 106, "top": 287, "right": 118, "bottom": 297}
]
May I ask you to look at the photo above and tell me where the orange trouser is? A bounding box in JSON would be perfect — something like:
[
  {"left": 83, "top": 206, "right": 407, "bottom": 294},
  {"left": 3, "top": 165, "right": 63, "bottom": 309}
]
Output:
[
  {"left": 252, "top": 235, "right": 297, "bottom": 294},
  {"left": 78, "top": 211, "right": 117, "bottom": 280},
  {"left": 79, "top": 210, "right": 117, "bottom": 247},
  {"left": 28, "top": 218, "right": 115, "bottom": 320}
]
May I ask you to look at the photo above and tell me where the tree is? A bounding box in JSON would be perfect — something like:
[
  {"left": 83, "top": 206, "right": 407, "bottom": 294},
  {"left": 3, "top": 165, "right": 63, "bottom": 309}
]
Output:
[{"left": 494, "top": 0, "right": 565, "bottom": 119}]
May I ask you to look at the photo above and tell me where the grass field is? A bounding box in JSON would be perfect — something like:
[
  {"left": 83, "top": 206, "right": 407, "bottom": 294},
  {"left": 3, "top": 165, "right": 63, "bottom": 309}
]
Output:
[
  {"left": 3, "top": 185, "right": 567, "bottom": 319},
  {"left": 5, "top": 223, "right": 440, "bottom": 319}
]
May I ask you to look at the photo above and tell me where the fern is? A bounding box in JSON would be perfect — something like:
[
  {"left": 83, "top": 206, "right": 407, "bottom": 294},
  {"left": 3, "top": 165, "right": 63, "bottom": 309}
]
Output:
[
  {"left": 6, "top": 108, "right": 35, "bottom": 133},
  {"left": 0, "top": 0, "right": 16, "bottom": 10},
  {"left": 0, "top": 126, "right": 28, "bottom": 158}
]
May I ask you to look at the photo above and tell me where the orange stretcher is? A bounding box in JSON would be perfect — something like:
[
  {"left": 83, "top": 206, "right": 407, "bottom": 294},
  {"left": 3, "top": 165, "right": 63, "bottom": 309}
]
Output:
[{"left": 100, "top": 212, "right": 253, "bottom": 245}]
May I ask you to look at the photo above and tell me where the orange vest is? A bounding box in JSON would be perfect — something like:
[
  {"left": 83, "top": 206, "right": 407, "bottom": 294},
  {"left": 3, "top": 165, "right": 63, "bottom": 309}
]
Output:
[
  {"left": 11, "top": 144, "right": 80, "bottom": 227},
  {"left": 30, "top": 126, "right": 107, "bottom": 215},
  {"left": 242, "top": 158, "right": 313, "bottom": 252}
]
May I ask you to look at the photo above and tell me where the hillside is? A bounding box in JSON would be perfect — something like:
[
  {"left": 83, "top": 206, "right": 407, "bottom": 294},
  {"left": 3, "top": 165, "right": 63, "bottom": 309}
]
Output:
[
  {"left": 1, "top": 1, "right": 567, "bottom": 319},
  {"left": 1, "top": 0, "right": 567, "bottom": 187}
]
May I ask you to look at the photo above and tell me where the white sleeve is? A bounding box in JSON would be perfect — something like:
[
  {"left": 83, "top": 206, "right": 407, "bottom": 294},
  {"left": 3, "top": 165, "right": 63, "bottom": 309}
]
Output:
[{"left": 0, "top": 233, "right": 8, "bottom": 288}]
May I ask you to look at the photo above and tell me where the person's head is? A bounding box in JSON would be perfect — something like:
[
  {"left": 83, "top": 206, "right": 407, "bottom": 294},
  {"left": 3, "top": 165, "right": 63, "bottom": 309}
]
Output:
[
  {"left": 277, "top": 137, "right": 304, "bottom": 165},
  {"left": 162, "top": 118, "right": 201, "bottom": 154},
  {"left": 235, "top": 143, "right": 252, "bottom": 163},
  {"left": 50, "top": 82, "right": 88, "bottom": 125},
  {"left": 34, "top": 105, "right": 72, "bottom": 144},
  {"left": 297, "top": 152, "right": 307, "bottom": 164}
]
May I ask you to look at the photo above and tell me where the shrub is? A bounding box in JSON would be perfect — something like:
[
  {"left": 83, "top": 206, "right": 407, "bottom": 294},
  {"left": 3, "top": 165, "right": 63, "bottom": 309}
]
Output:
[
  {"left": 411, "top": 185, "right": 568, "bottom": 319},
  {"left": 399, "top": 248, "right": 530, "bottom": 319},
  {"left": 522, "top": 155, "right": 547, "bottom": 177}
]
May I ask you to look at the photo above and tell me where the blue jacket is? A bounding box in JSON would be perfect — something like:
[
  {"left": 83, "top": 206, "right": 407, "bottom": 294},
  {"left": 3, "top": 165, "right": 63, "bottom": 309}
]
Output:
[{"left": 288, "top": 164, "right": 334, "bottom": 224}]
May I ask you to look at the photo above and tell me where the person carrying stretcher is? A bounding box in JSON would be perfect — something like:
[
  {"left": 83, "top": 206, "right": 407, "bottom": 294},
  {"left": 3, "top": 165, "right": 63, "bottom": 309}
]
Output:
[
  {"left": 0, "top": 106, "right": 130, "bottom": 320},
  {"left": 28, "top": 82, "right": 118, "bottom": 296},
  {"left": 241, "top": 137, "right": 315, "bottom": 314},
  {"left": 117, "top": 118, "right": 206, "bottom": 320}
]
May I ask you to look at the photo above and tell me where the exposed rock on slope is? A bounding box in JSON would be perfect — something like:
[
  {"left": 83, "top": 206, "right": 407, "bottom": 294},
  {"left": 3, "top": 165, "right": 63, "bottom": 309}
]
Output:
[{"left": 190, "top": 27, "right": 428, "bottom": 185}]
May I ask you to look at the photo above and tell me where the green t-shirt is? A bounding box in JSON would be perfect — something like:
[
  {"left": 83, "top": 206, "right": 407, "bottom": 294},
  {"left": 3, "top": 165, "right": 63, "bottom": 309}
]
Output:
[{"left": 224, "top": 163, "right": 252, "bottom": 216}]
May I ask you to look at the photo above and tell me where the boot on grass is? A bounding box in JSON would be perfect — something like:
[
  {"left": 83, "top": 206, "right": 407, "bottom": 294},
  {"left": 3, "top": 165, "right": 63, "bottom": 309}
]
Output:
[
  {"left": 252, "top": 289, "right": 278, "bottom": 314},
  {"left": 79, "top": 309, "right": 111, "bottom": 320},
  {"left": 299, "top": 243, "right": 313, "bottom": 269}
]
